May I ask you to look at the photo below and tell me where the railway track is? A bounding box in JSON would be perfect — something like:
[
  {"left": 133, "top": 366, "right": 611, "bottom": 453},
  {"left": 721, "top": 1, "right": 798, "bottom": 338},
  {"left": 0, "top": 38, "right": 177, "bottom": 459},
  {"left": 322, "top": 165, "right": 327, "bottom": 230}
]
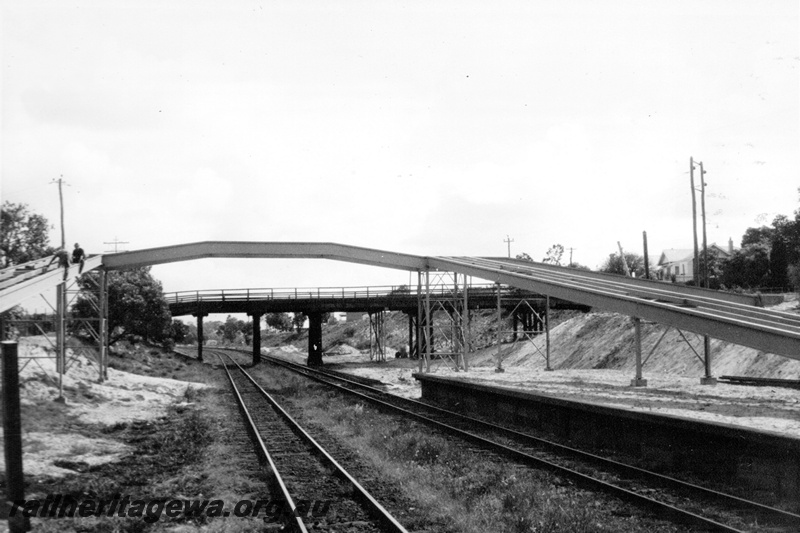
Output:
[
  {"left": 213, "top": 349, "right": 409, "bottom": 533},
  {"left": 259, "top": 353, "right": 800, "bottom": 533}
]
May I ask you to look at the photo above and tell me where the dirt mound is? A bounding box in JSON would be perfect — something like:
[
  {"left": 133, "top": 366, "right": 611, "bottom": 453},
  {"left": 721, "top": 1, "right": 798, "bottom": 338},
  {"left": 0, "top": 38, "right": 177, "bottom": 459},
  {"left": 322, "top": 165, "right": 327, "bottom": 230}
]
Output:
[{"left": 465, "top": 305, "right": 800, "bottom": 379}]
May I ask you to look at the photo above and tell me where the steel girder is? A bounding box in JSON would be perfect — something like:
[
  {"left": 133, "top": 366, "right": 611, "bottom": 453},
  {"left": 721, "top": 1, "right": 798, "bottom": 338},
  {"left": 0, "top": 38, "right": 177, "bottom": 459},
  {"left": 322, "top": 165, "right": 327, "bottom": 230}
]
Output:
[
  {"left": 5, "top": 242, "right": 796, "bottom": 363},
  {"left": 428, "top": 256, "right": 800, "bottom": 360},
  {"left": 102, "top": 241, "right": 428, "bottom": 271},
  {"left": 0, "top": 256, "right": 103, "bottom": 314}
]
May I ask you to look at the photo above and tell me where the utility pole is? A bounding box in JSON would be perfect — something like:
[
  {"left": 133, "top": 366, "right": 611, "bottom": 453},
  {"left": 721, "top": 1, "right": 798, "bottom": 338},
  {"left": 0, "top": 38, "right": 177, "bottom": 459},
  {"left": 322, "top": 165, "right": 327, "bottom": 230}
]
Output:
[
  {"left": 642, "top": 231, "right": 650, "bottom": 279},
  {"left": 690, "top": 158, "right": 700, "bottom": 284},
  {"left": 699, "top": 162, "right": 709, "bottom": 289},
  {"left": 691, "top": 158, "right": 715, "bottom": 385},
  {"left": 567, "top": 247, "right": 576, "bottom": 266},
  {"left": 51, "top": 176, "right": 66, "bottom": 249},
  {"left": 617, "top": 241, "right": 631, "bottom": 277},
  {"left": 104, "top": 237, "right": 130, "bottom": 253},
  {"left": 504, "top": 235, "right": 514, "bottom": 258}
]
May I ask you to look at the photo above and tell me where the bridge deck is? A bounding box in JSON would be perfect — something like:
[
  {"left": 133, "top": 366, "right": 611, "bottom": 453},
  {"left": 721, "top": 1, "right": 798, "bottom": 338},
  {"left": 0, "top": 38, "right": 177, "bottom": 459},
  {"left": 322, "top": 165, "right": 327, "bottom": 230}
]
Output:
[{"left": 165, "top": 285, "right": 588, "bottom": 315}]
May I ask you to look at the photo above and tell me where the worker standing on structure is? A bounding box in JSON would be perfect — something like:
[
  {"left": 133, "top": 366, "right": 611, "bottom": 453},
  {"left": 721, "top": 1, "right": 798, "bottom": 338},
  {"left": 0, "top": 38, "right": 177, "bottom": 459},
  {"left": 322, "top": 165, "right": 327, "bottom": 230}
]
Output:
[
  {"left": 48, "top": 248, "right": 70, "bottom": 280},
  {"left": 72, "top": 243, "right": 86, "bottom": 274}
]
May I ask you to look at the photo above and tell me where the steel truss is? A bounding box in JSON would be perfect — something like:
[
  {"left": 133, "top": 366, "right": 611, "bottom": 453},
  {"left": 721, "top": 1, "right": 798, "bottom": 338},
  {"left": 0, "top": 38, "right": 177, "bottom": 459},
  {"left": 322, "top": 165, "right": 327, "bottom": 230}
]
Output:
[
  {"left": 368, "top": 310, "right": 387, "bottom": 362},
  {"left": 417, "top": 271, "right": 471, "bottom": 373},
  {"left": 630, "top": 321, "right": 716, "bottom": 387},
  {"left": 494, "top": 286, "right": 551, "bottom": 372}
]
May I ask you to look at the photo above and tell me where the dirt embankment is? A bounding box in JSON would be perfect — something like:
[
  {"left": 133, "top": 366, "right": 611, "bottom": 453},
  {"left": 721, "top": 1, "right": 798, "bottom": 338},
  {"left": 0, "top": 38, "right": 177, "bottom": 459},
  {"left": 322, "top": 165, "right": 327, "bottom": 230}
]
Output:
[
  {"left": 464, "top": 298, "right": 800, "bottom": 379},
  {"left": 315, "top": 297, "right": 800, "bottom": 379}
]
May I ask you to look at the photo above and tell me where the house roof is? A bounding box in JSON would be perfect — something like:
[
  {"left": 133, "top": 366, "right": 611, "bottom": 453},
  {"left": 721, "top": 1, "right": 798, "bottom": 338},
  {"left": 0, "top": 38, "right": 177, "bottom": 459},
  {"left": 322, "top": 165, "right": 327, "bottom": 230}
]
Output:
[{"left": 658, "top": 249, "right": 694, "bottom": 265}]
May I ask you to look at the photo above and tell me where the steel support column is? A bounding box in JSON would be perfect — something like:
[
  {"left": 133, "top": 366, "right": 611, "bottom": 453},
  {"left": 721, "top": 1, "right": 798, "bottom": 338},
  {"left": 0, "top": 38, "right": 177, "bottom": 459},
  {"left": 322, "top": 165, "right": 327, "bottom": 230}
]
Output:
[
  {"left": 416, "top": 271, "right": 423, "bottom": 368},
  {"left": 250, "top": 312, "right": 262, "bottom": 365},
  {"left": 424, "top": 270, "right": 431, "bottom": 373},
  {"left": 307, "top": 311, "right": 323, "bottom": 366},
  {"left": 701, "top": 335, "right": 717, "bottom": 385},
  {"left": 495, "top": 282, "right": 504, "bottom": 372},
  {"left": 99, "top": 270, "right": 108, "bottom": 381},
  {"left": 407, "top": 312, "right": 414, "bottom": 359},
  {"left": 545, "top": 295, "right": 552, "bottom": 371},
  {"left": 56, "top": 282, "right": 66, "bottom": 400},
  {"left": 194, "top": 313, "right": 207, "bottom": 362},
  {"left": 463, "top": 275, "right": 470, "bottom": 371},
  {"left": 631, "top": 317, "right": 647, "bottom": 387}
]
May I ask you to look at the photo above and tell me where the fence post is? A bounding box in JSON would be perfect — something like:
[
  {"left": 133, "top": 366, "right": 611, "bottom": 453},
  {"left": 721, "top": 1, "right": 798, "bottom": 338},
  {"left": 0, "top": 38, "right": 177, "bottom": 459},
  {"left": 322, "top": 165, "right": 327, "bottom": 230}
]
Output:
[{"left": 3, "top": 341, "right": 28, "bottom": 532}]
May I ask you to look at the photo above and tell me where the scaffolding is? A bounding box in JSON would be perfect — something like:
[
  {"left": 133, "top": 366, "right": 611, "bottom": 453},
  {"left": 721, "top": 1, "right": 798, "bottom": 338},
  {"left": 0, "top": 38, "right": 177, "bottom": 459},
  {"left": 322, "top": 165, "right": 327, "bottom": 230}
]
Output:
[
  {"left": 417, "top": 270, "right": 471, "bottom": 373},
  {"left": 368, "top": 310, "right": 387, "bottom": 362},
  {"left": 495, "top": 292, "right": 552, "bottom": 372},
  {"left": 0, "top": 271, "right": 109, "bottom": 398}
]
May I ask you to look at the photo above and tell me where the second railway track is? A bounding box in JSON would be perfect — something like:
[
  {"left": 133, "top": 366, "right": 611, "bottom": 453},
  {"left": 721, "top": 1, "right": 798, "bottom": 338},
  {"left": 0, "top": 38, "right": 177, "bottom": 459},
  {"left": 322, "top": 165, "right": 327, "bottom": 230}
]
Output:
[{"left": 258, "top": 353, "right": 800, "bottom": 533}]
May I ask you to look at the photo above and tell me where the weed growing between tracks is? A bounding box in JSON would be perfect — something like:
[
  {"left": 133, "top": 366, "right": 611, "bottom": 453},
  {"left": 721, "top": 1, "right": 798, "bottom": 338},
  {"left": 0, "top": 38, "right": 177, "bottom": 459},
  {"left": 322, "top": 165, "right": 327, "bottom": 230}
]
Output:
[{"left": 264, "top": 370, "right": 688, "bottom": 533}]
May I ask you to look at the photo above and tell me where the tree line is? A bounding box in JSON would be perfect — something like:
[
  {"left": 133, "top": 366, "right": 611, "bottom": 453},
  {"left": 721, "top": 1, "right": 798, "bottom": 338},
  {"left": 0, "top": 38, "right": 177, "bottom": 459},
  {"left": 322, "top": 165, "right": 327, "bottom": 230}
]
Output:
[{"left": 518, "top": 189, "right": 800, "bottom": 291}]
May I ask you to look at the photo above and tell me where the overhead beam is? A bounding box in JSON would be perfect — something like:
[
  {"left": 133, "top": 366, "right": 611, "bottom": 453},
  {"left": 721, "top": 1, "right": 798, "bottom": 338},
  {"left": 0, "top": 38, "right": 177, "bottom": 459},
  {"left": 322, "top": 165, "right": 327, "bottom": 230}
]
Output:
[
  {"left": 102, "top": 241, "right": 428, "bottom": 272},
  {"left": 482, "top": 256, "right": 758, "bottom": 307},
  {"left": 427, "top": 257, "right": 800, "bottom": 359}
]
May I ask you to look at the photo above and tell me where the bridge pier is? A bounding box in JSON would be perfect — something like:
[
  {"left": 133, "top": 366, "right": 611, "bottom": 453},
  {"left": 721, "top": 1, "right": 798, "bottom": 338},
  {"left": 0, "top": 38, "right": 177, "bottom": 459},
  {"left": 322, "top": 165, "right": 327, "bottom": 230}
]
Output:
[
  {"left": 193, "top": 313, "right": 208, "bottom": 362},
  {"left": 249, "top": 312, "right": 262, "bottom": 365},
  {"left": 307, "top": 311, "right": 323, "bottom": 366}
]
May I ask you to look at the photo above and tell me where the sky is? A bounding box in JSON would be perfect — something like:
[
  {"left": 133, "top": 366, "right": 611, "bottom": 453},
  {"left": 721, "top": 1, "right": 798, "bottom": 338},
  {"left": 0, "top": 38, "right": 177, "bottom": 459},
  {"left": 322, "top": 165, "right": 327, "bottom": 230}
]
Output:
[{"left": 2, "top": 1, "right": 798, "bottom": 303}]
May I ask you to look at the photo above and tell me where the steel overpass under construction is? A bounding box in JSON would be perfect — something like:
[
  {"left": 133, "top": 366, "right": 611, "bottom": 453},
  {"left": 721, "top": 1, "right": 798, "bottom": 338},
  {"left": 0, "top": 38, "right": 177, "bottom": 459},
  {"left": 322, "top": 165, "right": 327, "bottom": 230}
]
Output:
[{"left": 2, "top": 241, "right": 800, "bottom": 386}]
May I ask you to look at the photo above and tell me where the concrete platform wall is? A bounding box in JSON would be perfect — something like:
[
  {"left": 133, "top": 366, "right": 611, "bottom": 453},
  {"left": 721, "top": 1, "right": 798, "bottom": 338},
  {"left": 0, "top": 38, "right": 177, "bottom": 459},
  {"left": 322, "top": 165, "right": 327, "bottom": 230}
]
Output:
[{"left": 414, "top": 374, "right": 800, "bottom": 504}]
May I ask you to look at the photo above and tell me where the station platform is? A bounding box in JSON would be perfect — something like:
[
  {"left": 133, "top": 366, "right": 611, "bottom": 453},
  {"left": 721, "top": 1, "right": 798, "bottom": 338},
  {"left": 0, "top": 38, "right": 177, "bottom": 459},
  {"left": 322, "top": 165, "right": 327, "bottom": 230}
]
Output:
[{"left": 413, "top": 372, "right": 800, "bottom": 504}]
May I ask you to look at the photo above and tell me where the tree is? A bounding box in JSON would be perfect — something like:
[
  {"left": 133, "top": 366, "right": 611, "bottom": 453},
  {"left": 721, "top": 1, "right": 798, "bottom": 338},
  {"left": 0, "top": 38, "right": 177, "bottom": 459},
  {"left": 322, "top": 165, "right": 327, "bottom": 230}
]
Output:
[
  {"left": 567, "top": 262, "right": 591, "bottom": 271},
  {"left": 169, "top": 319, "right": 191, "bottom": 344},
  {"left": 600, "top": 252, "right": 645, "bottom": 277},
  {"left": 768, "top": 235, "right": 789, "bottom": 289},
  {"left": 542, "top": 244, "right": 564, "bottom": 266},
  {"left": 266, "top": 312, "right": 293, "bottom": 331},
  {"left": 217, "top": 315, "right": 246, "bottom": 344},
  {"left": 292, "top": 312, "right": 307, "bottom": 331},
  {"left": 741, "top": 226, "right": 774, "bottom": 247},
  {"left": 73, "top": 267, "right": 172, "bottom": 345},
  {"left": 1, "top": 202, "right": 54, "bottom": 265},
  {"left": 719, "top": 244, "right": 771, "bottom": 289},
  {"left": 515, "top": 252, "right": 533, "bottom": 262}
]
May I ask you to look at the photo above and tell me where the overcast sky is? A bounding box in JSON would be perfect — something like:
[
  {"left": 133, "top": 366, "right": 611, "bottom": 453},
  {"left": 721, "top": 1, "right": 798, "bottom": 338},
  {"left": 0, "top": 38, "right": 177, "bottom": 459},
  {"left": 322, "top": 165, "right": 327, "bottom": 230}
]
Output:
[{"left": 3, "top": 1, "right": 798, "bottom": 299}]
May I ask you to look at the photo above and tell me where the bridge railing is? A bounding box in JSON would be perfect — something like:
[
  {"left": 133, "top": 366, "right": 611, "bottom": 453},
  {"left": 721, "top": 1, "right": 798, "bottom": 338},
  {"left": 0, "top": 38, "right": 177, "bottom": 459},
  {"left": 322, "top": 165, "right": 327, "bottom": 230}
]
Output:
[{"left": 164, "top": 283, "right": 537, "bottom": 305}]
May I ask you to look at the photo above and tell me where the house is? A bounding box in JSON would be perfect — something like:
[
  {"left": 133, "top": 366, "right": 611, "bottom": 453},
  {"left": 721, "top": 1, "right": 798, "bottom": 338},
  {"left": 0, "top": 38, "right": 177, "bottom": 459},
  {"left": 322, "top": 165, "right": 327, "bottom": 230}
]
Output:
[{"left": 656, "top": 239, "right": 734, "bottom": 283}]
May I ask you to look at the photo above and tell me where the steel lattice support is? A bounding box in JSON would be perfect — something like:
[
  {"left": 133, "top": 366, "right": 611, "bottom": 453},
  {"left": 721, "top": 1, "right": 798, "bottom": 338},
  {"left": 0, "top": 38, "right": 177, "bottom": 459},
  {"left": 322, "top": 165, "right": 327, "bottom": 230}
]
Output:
[
  {"left": 416, "top": 270, "right": 471, "bottom": 373},
  {"left": 494, "top": 285, "right": 552, "bottom": 372},
  {"left": 3, "top": 271, "right": 110, "bottom": 396},
  {"left": 369, "top": 311, "right": 387, "bottom": 362}
]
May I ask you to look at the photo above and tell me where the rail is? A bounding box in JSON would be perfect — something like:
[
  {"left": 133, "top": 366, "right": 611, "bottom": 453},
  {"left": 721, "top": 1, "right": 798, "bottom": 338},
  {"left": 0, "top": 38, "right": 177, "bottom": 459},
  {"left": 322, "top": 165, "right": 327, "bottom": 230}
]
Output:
[{"left": 266, "top": 354, "right": 800, "bottom": 532}]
